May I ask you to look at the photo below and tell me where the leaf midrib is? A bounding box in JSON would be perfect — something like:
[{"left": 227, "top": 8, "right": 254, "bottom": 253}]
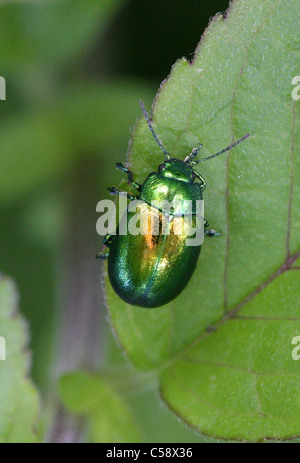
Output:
[{"left": 162, "top": 248, "right": 300, "bottom": 372}]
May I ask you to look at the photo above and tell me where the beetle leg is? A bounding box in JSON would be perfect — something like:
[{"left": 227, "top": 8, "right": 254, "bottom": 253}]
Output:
[
  {"left": 193, "top": 171, "right": 206, "bottom": 190},
  {"left": 103, "top": 234, "right": 113, "bottom": 247},
  {"left": 204, "top": 219, "right": 221, "bottom": 236},
  {"left": 108, "top": 186, "right": 137, "bottom": 201},
  {"left": 96, "top": 234, "right": 113, "bottom": 259},
  {"left": 184, "top": 143, "right": 203, "bottom": 163},
  {"left": 116, "top": 163, "right": 142, "bottom": 191},
  {"left": 205, "top": 228, "right": 222, "bottom": 237},
  {"left": 96, "top": 251, "right": 109, "bottom": 259}
]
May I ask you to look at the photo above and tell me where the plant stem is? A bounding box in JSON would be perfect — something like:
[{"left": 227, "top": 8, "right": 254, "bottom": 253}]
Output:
[{"left": 47, "top": 156, "right": 104, "bottom": 443}]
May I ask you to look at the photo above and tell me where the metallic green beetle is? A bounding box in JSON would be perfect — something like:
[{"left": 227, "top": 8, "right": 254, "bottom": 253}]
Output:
[{"left": 98, "top": 101, "right": 249, "bottom": 308}]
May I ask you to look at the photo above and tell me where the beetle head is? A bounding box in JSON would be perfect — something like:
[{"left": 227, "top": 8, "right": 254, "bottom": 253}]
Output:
[{"left": 158, "top": 159, "right": 197, "bottom": 183}]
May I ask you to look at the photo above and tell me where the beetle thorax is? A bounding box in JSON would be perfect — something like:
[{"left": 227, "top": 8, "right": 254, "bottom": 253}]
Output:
[{"left": 158, "top": 159, "right": 195, "bottom": 183}]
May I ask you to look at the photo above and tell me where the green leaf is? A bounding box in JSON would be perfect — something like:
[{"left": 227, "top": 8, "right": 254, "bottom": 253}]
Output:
[
  {"left": 60, "top": 371, "right": 142, "bottom": 443},
  {"left": 0, "top": 276, "right": 40, "bottom": 443},
  {"left": 106, "top": 0, "right": 300, "bottom": 441}
]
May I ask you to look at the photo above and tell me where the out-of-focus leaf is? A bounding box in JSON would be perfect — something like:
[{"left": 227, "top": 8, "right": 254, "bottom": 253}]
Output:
[
  {"left": 0, "top": 81, "right": 153, "bottom": 202},
  {"left": 60, "top": 371, "right": 142, "bottom": 443},
  {"left": 0, "top": 276, "right": 40, "bottom": 443},
  {"left": 106, "top": 0, "right": 300, "bottom": 441},
  {"left": 0, "top": 0, "right": 124, "bottom": 70}
]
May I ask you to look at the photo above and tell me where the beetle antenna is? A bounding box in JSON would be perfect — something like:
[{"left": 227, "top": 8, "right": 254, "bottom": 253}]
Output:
[
  {"left": 139, "top": 100, "right": 170, "bottom": 161},
  {"left": 191, "top": 133, "right": 250, "bottom": 165}
]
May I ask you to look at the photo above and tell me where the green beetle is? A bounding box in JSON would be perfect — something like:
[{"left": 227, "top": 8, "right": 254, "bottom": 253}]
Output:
[{"left": 98, "top": 101, "right": 249, "bottom": 308}]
